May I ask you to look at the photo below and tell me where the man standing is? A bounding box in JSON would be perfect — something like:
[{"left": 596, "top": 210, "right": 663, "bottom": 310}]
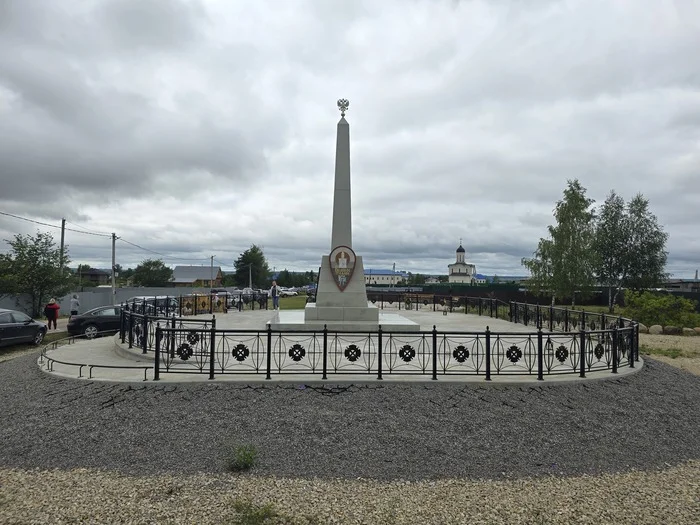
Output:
[
  {"left": 70, "top": 294, "right": 80, "bottom": 316},
  {"left": 269, "top": 281, "right": 280, "bottom": 310}
]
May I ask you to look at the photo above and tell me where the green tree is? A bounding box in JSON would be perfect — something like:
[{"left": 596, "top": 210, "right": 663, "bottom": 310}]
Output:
[
  {"left": 593, "top": 191, "right": 627, "bottom": 312},
  {"left": 233, "top": 245, "right": 271, "bottom": 288},
  {"left": 624, "top": 194, "right": 669, "bottom": 291},
  {"left": 132, "top": 259, "right": 173, "bottom": 287},
  {"left": 522, "top": 179, "right": 596, "bottom": 306},
  {"left": 593, "top": 192, "right": 668, "bottom": 312},
  {"left": 0, "top": 231, "right": 73, "bottom": 316}
]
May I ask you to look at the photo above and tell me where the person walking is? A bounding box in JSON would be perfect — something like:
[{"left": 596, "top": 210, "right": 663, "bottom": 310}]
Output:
[
  {"left": 269, "top": 281, "right": 280, "bottom": 310},
  {"left": 70, "top": 294, "right": 80, "bottom": 316},
  {"left": 44, "top": 298, "right": 60, "bottom": 330}
]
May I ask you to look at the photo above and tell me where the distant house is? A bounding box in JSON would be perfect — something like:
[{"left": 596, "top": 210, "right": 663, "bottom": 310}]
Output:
[
  {"left": 365, "top": 269, "right": 410, "bottom": 286},
  {"left": 474, "top": 273, "right": 488, "bottom": 285},
  {"left": 72, "top": 267, "right": 111, "bottom": 286},
  {"left": 172, "top": 266, "right": 223, "bottom": 287}
]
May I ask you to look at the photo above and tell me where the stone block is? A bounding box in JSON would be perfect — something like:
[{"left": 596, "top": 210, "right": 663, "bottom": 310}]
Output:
[
  {"left": 648, "top": 325, "right": 663, "bottom": 335},
  {"left": 683, "top": 328, "right": 697, "bottom": 336},
  {"left": 695, "top": 327, "right": 700, "bottom": 335},
  {"left": 663, "top": 325, "right": 682, "bottom": 335},
  {"left": 638, "top": 323, "right": 648, "bottom": 333}
]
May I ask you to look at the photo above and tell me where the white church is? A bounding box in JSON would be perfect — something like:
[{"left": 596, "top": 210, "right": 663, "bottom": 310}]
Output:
[{"left": 448, "top": 240, "right": 483, "bottom": 284}]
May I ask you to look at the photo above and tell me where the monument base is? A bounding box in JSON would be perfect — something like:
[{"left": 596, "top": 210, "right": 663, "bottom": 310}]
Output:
[{"left": 268, "top": 308, "right": 420, "bottom": 332}]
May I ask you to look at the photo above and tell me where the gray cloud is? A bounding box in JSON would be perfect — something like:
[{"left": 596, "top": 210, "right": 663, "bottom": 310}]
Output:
[{"left": 1, "top": 0, "right": 699, "bottom": 278}]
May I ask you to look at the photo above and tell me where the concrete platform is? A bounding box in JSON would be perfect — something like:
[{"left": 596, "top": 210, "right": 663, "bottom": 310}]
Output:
[{"left": 269, "top": 309, "right": 420, "bottom": 332}]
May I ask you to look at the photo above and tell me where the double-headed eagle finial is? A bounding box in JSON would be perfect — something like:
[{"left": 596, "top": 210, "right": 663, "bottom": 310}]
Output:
[{"left": 337, "top": 98, "right": 349, "bottom": 117}]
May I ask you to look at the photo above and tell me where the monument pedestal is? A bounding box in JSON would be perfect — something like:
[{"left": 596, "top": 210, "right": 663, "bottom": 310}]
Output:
[{"left": 305, "top": 255, "right": 378, "bottom": 324}]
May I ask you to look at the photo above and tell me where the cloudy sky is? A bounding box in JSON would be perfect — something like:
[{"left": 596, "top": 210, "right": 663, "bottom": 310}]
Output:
[{"left": 1, "top": 0, "right": 699, "bottom": 278}]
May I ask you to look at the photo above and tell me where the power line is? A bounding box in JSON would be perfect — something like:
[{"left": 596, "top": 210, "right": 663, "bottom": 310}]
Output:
[
  {"left": 117, "top": 237, "right": 211, "bottom": 262},
  {"left": 64, "top": 220, "right": 112, "bottom": 237},
  {"left": 0, "top": 211, "right": 111, "bottom": 237}
]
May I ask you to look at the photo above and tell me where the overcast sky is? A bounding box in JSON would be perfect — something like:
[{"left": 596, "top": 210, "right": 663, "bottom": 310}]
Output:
[{"left": 1, "top": 0, "right": 699, "bottom": 278}]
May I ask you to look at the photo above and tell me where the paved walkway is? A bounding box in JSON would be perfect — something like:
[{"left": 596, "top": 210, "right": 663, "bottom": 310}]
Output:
[{"left": 38, "top": 308, "right": 641, "bottom": 384}]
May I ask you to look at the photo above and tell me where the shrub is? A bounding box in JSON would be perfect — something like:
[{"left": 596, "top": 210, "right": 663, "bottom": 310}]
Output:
[
  {"left": 225, "top": 444, "right": 258, "bottom": 472},
  {"left": 623, "top": 291, "right": 700, "bottom": 327}
]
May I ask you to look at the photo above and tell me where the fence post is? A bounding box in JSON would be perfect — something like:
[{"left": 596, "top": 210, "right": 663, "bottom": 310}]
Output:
[
  {"left": 120, "top": 305, "right": 125, "bottom": 343},
  {"left": 510, "top": 302, "right": 514, "bottom": 323},
  {"left": 564, "top": 308, "right": 569, "bottom": 332},
  {"left": 485, "top": 326, "right": 492, "bottom": 381},
  {"left": 432, "top": 325, "right": 438, "bottom": 380},
  {"left": 635, "top": 323, "right": 640, "bottom": 362},
  {"left": 142, "top": 313, "right": 148, "bottom": 354},
  {"left": 154, "top": 322, "right": 161, "bottom": 381},
  {"left": 579, "top": 328, "right": 586, "bottom": 378},
  {"left": 377, "top": 326, "right": 383, "bottom": 380},
  {"left": 209, "top": 325, "right": 216, "bottom": 380},
  {"left": 322, "top": 325, "right": 328, "bottom": 380},
  {"left": 536, "top": 304, "right": 541, "bottom": 328},
  {"left": 490, "top": 299, "right": 494, "bottom": 318},
  {"left": 628, "top": 328, "right": 635, "bottom": 368},
  {"left": 612, "top": 326, "right": 618, "bottom": 374},
  {"left": 478, "top": 298, "right": 482, "bottom": 316},
  {"left": 266, "top": 325, "right": 272, "bottom": 380},
  {"left": 580, "top": 310, "right": 585, "bottom": 331},
  {"left": 170, "top": 316, "right": 176, "bottom": 358},
  {"left": 128, "top": 311, "right": 134, "bottom": 349},
  {"left": 524, "top": 304, "right": 528, "bottom": 326},
  {"left": 537, "top": 326, "right": 544, "bottom": 381},
  {"left": 549, "top": 305, "right": 554, "bottom": 332}
]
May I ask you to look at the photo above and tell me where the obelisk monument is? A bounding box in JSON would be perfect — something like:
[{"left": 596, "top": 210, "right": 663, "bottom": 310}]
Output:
[{"left": 303, "top": 99, "right": 379, "bottom": 328}]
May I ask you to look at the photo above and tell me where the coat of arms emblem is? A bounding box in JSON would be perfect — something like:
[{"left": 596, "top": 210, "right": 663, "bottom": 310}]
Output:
[{"left": 329, "top": 245, "right": 356, "bottom": 291}]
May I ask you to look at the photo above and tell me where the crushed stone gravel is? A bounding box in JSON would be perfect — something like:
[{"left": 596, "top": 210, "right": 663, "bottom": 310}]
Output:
[
  {"left": 0, "top": 353, "right": 698, "bottom": 482},
  {"left": 1, "top": 462, "right": 699, "bottom": 524}
]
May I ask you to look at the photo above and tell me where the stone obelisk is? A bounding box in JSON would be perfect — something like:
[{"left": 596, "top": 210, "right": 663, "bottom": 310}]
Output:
[{"left": 304, "top": 99, "right": 379, "bottom": 327}]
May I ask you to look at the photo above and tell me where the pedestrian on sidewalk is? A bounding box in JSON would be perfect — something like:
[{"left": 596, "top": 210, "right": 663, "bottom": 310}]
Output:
[
  {"left": 44, "top": 298, "right": 60, "bottom": 330},
  {"left": 70, "top": 294, "right": 80, "bottom": 316},
  {"left": 269, "top": 281, "right": 280, "bottom": 310}
]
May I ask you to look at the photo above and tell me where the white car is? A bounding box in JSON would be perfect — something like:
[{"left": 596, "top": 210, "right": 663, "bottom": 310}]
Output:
[{"left": 279, "top": 287, "right": 297, "bottom": 297}]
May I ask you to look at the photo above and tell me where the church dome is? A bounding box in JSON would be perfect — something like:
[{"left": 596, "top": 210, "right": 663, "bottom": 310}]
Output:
[{"left": 456, "top": 244, "right": 465, "bottom": 253}]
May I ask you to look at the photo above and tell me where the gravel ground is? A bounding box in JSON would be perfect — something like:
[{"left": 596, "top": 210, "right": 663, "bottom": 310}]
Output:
[
  {"left": 0, "top": 352, "right": 699, "bottom": 481},
  {"left": 1, "top": 462, "right": 699, "bottom": 524}
]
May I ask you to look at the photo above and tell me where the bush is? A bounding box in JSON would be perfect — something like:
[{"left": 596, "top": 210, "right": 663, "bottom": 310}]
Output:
[
  {"left": 225, "top": 444, "right": 258, "bottom": 472},
  {"left": 623, "top": 291, "right": 700, "bottom": 328}
]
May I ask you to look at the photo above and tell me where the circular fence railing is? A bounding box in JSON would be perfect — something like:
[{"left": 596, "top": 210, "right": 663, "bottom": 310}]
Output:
[{"left": 116, "top": 298, "right": 639, "bottom": 382}]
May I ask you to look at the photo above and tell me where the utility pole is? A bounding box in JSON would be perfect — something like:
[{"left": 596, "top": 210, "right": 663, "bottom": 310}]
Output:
[
  {"left": 111, "top": 233, "right": 117, "bottom": 305},
  {"left": 249, "top": 263, "right": 252, "bottom": 289},
  {"left": 59, "top": 218, "right": 66, "bottom": 275}
]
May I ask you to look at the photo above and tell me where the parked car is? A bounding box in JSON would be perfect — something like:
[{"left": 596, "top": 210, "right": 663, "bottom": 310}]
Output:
[
  {"left": 279, "top": 287, "right": 298, "bottom": 297},
  {"left": 0, "top": 308, "right": 47, "bottom": 347},
  {"left": 125, "top": 296, "right": 179, "bottom": 316},
  {"left": 67, "top": 306, "right": 123, "bottom": 339}
]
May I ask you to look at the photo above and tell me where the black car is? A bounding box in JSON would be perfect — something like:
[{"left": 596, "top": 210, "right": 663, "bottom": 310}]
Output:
[
  {"left": 0, "top": 308, "right": 47, "bottom": 347},
  {"left": 67, "top": 306, "right": 122, "bottom": 339}
]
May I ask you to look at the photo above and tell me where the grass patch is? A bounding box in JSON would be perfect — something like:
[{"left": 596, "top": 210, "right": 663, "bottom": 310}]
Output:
[
  {"left": 230, "top": 499, "right": 278, "bottom": 524},
  {"left": 0, "top": 331, "right": 66, "bottom": 358},
  {"left": 641, "top": 346, "right": 688, "bottom": 359},
  {"left": 276, "top": 295, "right": 309, "bottom": 310},
  {"left": 228, "top": 499, "right": 321, "bottom": 525},
  {"left": 225, "top": 444, "right": 258, "bottom": 472}
]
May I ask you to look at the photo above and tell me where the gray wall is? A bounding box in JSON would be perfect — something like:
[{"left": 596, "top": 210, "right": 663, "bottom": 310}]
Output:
[{"left": 0, "top": 287, "right": 230, "bottom": 317}]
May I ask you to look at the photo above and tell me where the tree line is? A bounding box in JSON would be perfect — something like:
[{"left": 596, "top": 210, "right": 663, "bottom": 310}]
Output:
[{"left": 521, "top": 179, "right": 668, "bottom": 311}]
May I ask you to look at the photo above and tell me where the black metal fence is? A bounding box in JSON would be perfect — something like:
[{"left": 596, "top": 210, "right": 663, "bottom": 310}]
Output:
[
  {"left": 118, "top": 297, "right": 639, "bottom": 381},
  {"left": 124, "top": 292, "right": 268, "bottom": 317}
]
